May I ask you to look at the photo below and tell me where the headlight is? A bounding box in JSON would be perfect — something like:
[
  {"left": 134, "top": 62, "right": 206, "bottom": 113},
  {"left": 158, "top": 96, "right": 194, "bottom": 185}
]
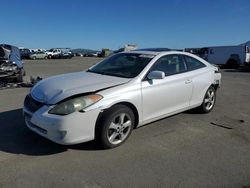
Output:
[{"left": 48, "top": 94, "right": 103, "bottom": 115}]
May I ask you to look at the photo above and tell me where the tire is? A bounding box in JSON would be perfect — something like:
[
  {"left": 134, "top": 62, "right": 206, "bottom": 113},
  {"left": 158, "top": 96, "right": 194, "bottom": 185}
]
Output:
[
  {"left": 48, "top": 55, "right": 52, "bottom": 59},
  {"left": 32, "top": 56, "right": 36, "bottom": 60},
  {"left": 197, "top": 86, "right": 216, "bottom": 113},
  {"left": 96, "top": 105, "right": 135, "bottom": 149},
  {"left": 226, "top": 59, "right": 239, "bottom": 69}
]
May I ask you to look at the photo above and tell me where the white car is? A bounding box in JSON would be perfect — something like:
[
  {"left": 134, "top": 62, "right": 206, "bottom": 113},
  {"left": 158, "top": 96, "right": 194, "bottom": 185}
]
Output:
[{"left": 23, "top": 49, "right": 221, "bottom": 148}]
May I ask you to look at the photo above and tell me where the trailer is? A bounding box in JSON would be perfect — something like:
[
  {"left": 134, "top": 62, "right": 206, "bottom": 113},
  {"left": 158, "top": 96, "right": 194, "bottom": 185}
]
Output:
[{"left": 185, "top": 45, "right": 250, "bottom": 68}]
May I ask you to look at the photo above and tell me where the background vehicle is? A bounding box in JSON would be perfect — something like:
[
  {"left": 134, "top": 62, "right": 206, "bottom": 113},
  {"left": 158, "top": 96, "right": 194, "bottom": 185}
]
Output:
[
  {"left": 114, "top": 44, "right": 138, "bottom": 53},
  {"left": 185, "top": 45, "right": 250, "bottom": 68},
  {"left": 19, "top": 48, "right": 32, "bottom": 59},
  {"left": 0, "top": 44, "right": 24, "bottom": 82},
  {"left": 46, "top": 48, "right": 73, "bottom": 59},
  {"left": 29, "top": 51, "right": 48, "bottom": 60},
  {"left": 75, "top": 53, "right": 83, "bottom": 57},
  {"left": 98, "top": 48, "right": 111, "bottom": 57}
]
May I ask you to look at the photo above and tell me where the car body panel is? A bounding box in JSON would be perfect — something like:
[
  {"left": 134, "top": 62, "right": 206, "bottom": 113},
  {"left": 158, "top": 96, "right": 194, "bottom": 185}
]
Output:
[
  {"left": 31, "top": 71, "right": 130, "bottom": 104},
  {"left": 141, "top": 72, "right": 193, "bottom": 122},
  {"left": 23, "top": 105, "right": 100, "bottom": 145},
  {"left": 187, "top": 68, "right": 214, "bottom": 107}
]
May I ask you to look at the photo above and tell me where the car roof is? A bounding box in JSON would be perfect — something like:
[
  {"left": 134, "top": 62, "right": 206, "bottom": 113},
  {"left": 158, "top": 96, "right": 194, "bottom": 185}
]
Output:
[
  {"left": 123, "top": 48, "right": 181, "bottom": 56},
  {"left": 130, "top": 48, "right": 169, "bottom": 55},
  {"left": 134, "top": 48, "right": 171, "bottom": 52},
  {"left": 123, "top": 50, "right": 211, "bottom": 66}
]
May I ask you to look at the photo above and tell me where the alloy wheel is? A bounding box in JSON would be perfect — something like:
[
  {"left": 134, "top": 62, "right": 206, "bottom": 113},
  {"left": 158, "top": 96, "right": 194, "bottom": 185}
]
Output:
[
  {"left": 204, "top": 89, "right": 215, "bottom": 111},
  {"left": 107, "top": 113, "right": 132, "bottom": 145}
]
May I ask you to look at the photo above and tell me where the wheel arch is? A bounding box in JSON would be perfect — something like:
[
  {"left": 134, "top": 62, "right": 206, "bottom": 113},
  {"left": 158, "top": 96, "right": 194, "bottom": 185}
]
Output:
[
  {"left": 117, "top": 102, "right": 139, "bottom": 129},
  {"left": 210, "top": 83, "right": 219, "bottom": 91},
  {"left": 226, "top": 58, "right": 240, "bottom": 68},
  {"left": 94, "top": 101, "right": 140, "bottom": 138}
]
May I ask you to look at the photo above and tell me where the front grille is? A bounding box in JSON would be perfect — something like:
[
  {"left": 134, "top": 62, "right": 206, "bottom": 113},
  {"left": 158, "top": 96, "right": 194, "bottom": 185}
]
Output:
[{"left": 24, "top": 94, "right": 44, "bottom": 113}]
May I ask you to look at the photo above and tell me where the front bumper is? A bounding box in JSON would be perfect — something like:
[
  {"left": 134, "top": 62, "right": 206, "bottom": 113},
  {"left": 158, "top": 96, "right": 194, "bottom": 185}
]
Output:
[
  {"left": 23, "top": 105, "right": 101, "bottom": 145},
  {"left": 0, "top": 69, "right": 22, "bottom": 80}
]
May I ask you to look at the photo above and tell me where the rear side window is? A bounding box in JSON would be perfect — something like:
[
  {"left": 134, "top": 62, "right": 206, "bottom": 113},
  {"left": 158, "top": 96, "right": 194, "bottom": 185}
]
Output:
[
  {"left": 150, "top": 54, "right": 187, "bottom": 76},
  {"left": 184, "top": 55, "right": 206, "bottom": 71}
]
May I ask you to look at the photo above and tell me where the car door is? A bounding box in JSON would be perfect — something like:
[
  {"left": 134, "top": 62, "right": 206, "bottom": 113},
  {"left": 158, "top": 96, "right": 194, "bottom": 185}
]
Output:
[
  {"left": 141, "top": 54, "right": 193, "bottom": 123},
  {"left": 36, "top": 52, "right": 40, "bottom": 59},
  {"left": 41, "top": 52, "right": 46, "bottom": 58}
]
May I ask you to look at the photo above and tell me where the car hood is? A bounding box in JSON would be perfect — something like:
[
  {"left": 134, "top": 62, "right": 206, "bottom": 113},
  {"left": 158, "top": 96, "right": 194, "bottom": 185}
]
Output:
[{"left": 31, "top": 71, "right": 130, "bottom": 104}]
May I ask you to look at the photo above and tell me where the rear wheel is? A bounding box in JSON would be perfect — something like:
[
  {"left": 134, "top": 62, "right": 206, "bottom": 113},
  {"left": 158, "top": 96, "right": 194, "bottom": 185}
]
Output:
[
  {"left": 197, "top": 86, "right": 216, "bottom": 113},
  {"left": 226, "top": 59, "right": 239, "bottom": 69},
  {"left": 97, "top": 105, "right": 135, "bottom": 149}
]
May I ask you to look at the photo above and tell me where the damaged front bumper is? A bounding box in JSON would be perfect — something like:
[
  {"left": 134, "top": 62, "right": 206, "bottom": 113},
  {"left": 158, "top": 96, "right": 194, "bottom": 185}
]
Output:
[
  {"left": 23, "top": 94, "right": 101, "bottom": 145},
  {"left": 0, "top": 60, "right": 23, "bottom": 80}
]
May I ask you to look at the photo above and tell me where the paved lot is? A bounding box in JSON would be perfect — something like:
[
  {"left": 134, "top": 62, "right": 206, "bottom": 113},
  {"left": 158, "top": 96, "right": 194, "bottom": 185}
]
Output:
[{"left": 0, "top": 57, "right": 250, "bottom": 188}]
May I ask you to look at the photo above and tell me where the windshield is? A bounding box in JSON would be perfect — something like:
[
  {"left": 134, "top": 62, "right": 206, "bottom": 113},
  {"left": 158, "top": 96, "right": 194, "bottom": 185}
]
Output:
[{"left": 88, "top": 53, "right": 154, "bottom": 78}]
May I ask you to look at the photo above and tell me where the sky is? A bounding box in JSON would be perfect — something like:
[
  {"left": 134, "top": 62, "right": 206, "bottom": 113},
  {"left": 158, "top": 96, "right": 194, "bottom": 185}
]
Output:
[{"left": 1, "top": 0, "right": 250, "bottom": 50}]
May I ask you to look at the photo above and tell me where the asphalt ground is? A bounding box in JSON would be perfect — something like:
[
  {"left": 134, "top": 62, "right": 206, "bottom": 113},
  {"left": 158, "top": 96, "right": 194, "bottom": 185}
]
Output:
[{"left": 0, "top": 57, "right": 250, "bottom": 188}]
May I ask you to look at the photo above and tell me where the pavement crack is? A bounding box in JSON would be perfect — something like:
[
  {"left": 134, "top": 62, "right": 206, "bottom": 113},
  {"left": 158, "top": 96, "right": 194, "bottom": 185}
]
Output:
[{"left": 210, "top": 122, "right": 233, "bottom": 130}]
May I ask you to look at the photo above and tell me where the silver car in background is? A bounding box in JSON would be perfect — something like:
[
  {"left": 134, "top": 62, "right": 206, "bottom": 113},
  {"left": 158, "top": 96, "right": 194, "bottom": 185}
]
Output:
[
  {"left": 23, "top": 49, "right": 221, "bottom": 148},
  {"left": 29, "top": 51, "right": 48, "bottom": 60}
]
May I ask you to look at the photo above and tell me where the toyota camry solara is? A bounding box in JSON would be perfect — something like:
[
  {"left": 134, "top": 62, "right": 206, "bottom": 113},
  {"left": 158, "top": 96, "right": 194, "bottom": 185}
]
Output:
[{"left": 23, "top": 49, "right": 221, "bottom": 148}]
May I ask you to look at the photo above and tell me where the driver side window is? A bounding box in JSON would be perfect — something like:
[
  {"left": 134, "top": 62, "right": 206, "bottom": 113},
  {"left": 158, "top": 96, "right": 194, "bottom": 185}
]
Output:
[{"left": 150, "top": 55, "right": 187, "bottom": 76}]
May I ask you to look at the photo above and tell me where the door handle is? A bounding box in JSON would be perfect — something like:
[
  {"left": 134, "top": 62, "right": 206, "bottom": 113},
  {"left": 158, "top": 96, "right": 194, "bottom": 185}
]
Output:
[{"left": 185, "top": 79, "right": 192, "bottom": 84}]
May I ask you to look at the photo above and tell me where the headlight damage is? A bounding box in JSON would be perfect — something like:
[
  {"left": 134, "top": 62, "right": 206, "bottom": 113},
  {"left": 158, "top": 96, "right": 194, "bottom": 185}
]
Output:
[{"left": 49, "top": 94, "right": 103, "bottom": 115}]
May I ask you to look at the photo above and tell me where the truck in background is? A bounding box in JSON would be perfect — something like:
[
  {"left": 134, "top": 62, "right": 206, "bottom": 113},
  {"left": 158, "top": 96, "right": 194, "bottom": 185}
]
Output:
[
  {"left": 99, "top": 48, "right": 111, "bottom": 57},
  {"left": 114, "top": 44, "right": 138, "bottom": 53},
  {"left": 185, "top": 45, "right": 250, "bottom": 68}
]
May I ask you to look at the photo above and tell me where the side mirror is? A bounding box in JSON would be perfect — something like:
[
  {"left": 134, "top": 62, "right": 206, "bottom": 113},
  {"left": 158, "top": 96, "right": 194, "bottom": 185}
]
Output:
[{"left": 147, "top": 71, "right": 165, "bottom": 80}]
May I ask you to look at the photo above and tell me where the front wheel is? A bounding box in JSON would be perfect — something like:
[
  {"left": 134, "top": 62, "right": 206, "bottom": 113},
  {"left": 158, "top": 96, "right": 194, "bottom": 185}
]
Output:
[
  {"left": 197, "top": 86, "right": 216, "bottom": 113},
  {"left": 97, "top": 105, "right": 135, "bottom": 149}
]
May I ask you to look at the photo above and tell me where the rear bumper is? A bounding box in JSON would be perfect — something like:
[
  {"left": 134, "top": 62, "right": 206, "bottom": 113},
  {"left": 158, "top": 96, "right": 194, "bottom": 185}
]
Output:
[{"left": 214, "top": 72, "right": 221, "bottom": 87}]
